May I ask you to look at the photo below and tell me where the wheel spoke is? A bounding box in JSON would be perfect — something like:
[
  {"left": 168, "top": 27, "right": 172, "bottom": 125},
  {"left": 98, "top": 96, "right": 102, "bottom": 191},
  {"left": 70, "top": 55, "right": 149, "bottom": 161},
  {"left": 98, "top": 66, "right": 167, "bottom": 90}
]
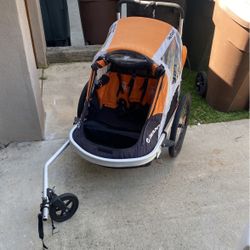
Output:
[{"left": 65, "top": 200, "right": 72, "bottom": 207}]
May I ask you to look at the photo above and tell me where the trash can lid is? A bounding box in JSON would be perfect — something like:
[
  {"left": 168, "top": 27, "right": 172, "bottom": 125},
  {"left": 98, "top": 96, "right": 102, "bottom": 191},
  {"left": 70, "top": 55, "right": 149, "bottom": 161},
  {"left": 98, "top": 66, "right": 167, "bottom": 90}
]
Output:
[{"left": 219, "top": 0, "right": 250, "bottom": 28}]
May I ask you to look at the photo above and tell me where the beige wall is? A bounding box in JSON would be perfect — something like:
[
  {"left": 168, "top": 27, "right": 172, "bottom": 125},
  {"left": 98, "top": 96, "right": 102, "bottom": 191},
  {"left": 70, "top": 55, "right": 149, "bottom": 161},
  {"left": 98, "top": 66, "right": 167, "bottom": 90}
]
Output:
[
  {"left": 0, "top": 0, "right": 45, "bottom": 144},
  {"left": 25, "top": 0, "right": 47, "bottom": 68}
]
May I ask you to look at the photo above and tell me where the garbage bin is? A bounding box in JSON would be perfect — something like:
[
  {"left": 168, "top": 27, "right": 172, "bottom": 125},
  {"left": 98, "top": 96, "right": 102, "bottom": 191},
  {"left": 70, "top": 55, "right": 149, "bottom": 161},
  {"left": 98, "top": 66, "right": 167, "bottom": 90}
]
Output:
[
  {"left": 40, "top": 0, "right": 71, "bottom": 47},
  {"left": 182, "top": 0, "right": 215, "bottom": 71},
  {"left": 126, "top": 0, "right": 186, "bottom": 29},
  {"left": 78, "top": 0, "right": 117, "bottom": 45},
  {"left": 206, "top": 0, "right": 249, "bottom": 112}
]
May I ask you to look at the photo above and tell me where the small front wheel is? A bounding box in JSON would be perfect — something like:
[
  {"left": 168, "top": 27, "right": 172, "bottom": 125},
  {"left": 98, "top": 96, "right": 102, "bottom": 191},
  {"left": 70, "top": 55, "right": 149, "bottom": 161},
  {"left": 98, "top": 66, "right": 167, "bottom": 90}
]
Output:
[
  {"left": 50, "top": 193, "right": 79, "bottom": 222},
  {"left": 169, "top": 94, "right": 191, "bottom": 158}
]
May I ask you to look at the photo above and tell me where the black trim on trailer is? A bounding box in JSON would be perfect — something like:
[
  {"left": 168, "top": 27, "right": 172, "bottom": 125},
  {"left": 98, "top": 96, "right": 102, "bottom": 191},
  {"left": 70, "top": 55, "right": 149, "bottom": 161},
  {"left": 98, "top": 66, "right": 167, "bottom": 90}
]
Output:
[
  {"left": 164, "top": 87, "right": 179, "bottom": 129},
  {"left": 72, "top": 113, "right": 163, "bottom": 159}
]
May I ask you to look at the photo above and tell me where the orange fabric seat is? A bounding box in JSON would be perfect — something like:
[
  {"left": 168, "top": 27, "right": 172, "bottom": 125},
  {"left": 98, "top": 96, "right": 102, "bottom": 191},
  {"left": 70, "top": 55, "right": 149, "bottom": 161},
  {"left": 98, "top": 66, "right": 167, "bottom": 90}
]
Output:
[{"left": 96, "top": 72, "right": 158, "bottom": 109}]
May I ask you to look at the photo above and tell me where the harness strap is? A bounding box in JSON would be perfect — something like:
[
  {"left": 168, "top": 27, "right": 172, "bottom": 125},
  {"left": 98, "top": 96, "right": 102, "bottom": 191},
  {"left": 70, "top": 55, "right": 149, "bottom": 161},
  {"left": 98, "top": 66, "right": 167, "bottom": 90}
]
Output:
[
  {"left": 38, "top": 196, "right": 57, "bottom": 250},
  {"left": 38, "top": 213, "right": 48, "bottom": 249},
  {"left": 140, "top": 78, "right": 149, "bottom": 103},
  {"left": 116, "top": 73, "right": 124, "bottom": 97},
  {"left": 128, "top": 73, "right": 136, "bottom": 97}
]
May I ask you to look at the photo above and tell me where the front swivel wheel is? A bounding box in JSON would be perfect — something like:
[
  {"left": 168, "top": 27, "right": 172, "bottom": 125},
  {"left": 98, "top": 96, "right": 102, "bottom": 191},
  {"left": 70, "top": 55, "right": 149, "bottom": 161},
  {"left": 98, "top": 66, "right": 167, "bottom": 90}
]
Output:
[{"left": 49, "top": 193, "right": 79, "bottom": 222}]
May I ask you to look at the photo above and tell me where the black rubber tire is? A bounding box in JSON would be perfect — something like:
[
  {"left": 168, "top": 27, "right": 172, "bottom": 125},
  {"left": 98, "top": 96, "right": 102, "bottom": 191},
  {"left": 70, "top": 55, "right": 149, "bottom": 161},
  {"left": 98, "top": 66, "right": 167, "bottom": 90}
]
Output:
[
  {"left": 169, "top": 94, "right": 191, "bottom": 158},
  {"left": 195, "top": 71, "right": 207, "bottom": 98},
  {"left": 77, "top": 84, "right": 88, "bottom": 118},
  {"left": 49, "top": 193, "right": 79, "bottom": 222}
]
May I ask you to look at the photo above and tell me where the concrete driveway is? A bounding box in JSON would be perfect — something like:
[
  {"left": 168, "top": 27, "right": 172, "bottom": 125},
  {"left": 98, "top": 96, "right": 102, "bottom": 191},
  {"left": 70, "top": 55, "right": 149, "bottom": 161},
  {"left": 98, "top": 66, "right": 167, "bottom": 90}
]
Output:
[{"left": 0, "top": 63, "right": 249, "bottom": 250}]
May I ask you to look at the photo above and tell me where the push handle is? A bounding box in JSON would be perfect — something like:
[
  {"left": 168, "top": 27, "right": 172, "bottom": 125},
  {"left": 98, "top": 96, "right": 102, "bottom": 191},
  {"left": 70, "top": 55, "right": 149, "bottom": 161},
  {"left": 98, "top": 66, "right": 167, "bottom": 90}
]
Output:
[
  {"left": 117, "top": 0, "right": 184, "bottom": 36},
  {"left": 118, "top": 0, "right": 184, "bottom": 18}
]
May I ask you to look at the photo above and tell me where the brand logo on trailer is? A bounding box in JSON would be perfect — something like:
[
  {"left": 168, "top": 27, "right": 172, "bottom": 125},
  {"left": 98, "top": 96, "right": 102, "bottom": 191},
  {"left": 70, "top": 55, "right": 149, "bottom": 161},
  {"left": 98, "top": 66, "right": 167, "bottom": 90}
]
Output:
[
  {"left": 168, "top": 30, "right": 175, "bottom": 40},
  {"left": 146, "top": 125, "right": 160, "bottom": 144}
]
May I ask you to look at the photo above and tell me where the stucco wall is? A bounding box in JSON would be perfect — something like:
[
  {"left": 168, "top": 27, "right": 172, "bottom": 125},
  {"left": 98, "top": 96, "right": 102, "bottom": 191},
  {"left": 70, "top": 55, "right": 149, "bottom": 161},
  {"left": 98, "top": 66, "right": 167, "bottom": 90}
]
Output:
[{"left": 0, "top": 0, "right": 45, "bottom": 144}]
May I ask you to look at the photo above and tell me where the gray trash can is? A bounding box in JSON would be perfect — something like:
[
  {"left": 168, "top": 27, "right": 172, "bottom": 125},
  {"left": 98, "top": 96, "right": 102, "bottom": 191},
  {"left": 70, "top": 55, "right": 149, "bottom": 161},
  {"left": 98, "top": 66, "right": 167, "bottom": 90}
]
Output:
[
  {"left": 40, "top": 0, "right": 71, "bottom": 47},
  {"left": 182, "top": 0, "right": 215, "bottom": 71},
  {"left": 78, "top": 0, "right": 117, "bottom": 45}
]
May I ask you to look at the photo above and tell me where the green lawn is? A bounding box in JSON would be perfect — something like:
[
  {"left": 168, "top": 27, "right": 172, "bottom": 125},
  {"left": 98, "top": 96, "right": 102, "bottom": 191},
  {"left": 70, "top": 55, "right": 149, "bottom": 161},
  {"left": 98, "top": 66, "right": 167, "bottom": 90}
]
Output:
[{"left": 181, "top": 69, "right": 249, "bottom": 125}]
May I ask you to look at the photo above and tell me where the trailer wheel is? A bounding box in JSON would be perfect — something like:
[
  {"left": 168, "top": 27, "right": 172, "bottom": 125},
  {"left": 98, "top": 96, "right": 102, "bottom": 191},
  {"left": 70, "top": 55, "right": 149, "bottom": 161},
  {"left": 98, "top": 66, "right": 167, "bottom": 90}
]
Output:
[
  {"left": 169, "top": 94, "right": 191, "bottom": 158},
  {"left": 77, "top": 84, "right": 88, "bottom": 118},
  {"left": 195, "top": 71, "right": 207, "bottom": 97},
  {"left": 49, "top": 193, "right": 79, "bottom": 222}
]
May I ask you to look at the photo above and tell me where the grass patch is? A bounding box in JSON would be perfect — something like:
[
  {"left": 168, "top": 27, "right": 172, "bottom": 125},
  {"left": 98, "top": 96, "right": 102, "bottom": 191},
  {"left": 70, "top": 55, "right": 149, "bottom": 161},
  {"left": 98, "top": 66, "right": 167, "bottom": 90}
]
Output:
[{"left": 181, "top": 69, "right": 249, "bottom": 125}]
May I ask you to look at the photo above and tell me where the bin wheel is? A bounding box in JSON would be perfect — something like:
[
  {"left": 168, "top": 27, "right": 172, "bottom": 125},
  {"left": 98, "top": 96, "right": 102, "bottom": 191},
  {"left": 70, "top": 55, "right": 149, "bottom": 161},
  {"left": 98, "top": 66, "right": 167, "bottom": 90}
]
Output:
[
  {"left": 196, "top": 71, "right": 207, "bottom": 97},
  {"left": 169, "top": 94, "right": 191, "bottom": 158},
  {"left": 49, "top": 193, "right": 79, "bottom": 222},
  {"left": 77, "top": 84, "right": 88, "bottom": 118}
]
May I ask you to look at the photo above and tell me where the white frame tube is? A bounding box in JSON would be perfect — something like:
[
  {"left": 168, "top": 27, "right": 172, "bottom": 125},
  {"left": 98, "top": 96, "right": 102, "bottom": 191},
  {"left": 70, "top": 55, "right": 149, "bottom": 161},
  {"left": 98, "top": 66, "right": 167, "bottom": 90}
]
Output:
[{"left": 42, "top": 140, "right": 70, "bottom": 220}]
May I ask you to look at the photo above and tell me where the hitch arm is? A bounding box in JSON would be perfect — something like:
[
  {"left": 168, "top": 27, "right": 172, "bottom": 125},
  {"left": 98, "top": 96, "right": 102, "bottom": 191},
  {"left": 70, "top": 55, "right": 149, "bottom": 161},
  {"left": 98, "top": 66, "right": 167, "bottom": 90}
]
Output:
[{"left": 42, "top": 140, "right": 70, "bottom": 220}]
